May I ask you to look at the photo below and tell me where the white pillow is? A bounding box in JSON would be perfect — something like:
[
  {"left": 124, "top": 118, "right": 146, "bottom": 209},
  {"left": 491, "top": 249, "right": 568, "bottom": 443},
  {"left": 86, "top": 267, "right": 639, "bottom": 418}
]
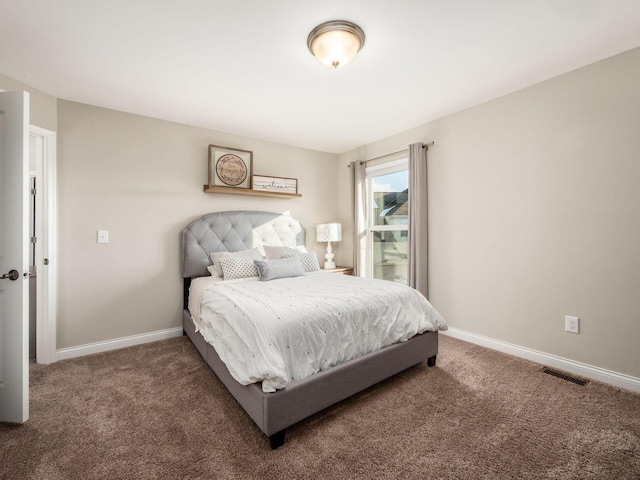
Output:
[
  {"left": 206, "top": 265, "right": 223, "bottom": 279},
  {"left": 254, "top": 256, "right": 305, "bottom": 281},
  {"left": 263, "top": 245, "right": 307, "bottom": 260},
  {"left": 210, "top": 248, "right": 262, "bottom": 276},
  {"left": 219, "top": 256, "right": 260, "bottom": 281},
  {"left": 281, "top": 251, "right": 321, "bottom": 272}
]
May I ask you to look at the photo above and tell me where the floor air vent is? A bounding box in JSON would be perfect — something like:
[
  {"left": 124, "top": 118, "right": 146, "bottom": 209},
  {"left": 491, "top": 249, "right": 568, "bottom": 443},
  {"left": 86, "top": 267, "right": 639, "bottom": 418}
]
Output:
[{"left": 542, "top": 367, "right": 589, "bottom": 386}]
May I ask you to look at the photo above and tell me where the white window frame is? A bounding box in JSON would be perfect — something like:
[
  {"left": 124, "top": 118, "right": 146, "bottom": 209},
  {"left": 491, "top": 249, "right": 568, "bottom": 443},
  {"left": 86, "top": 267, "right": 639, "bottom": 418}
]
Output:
[{"left": 365, "top": 158, "right": 409, "bottom": 281}]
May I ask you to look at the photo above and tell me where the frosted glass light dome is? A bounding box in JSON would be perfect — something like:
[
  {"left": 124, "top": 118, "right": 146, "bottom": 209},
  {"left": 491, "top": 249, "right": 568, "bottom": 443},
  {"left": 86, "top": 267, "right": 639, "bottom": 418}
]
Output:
[{"left": 307, "top": 21, "right": 365, "bottom": 69}]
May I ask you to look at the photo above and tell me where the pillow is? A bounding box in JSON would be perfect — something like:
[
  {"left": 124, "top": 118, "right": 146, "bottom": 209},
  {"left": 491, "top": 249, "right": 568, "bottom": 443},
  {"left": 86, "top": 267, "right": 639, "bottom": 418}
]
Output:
[
  {"left": 254, "top": 256, "right": 305, "bottom": 282},
  {"left": 210, "top": 248, "right": 262, "bottom": 276},
  {"left": 281, "top": 251, "right": 321, "bottom": 272},
  {"left": 218, "top": 256, "right": 260, "bottom": 281},
  {"left": 206, "top": 265, "right": 223, "bottom": 279},
  {"left": 263, "top": 245, "right": 307, "bottom": 260}
]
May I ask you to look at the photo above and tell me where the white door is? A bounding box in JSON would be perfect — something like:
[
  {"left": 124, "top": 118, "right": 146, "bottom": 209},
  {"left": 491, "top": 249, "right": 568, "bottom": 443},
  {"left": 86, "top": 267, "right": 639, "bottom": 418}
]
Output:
[{"left": 0, "top": 91, "right": 30, "bottom": 423}]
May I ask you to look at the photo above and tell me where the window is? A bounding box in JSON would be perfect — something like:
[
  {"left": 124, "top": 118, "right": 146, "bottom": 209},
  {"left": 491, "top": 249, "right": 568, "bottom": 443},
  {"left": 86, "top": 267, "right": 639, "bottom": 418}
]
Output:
[{"left": 365, "top": 159, "right": 408, "bottom": 284}]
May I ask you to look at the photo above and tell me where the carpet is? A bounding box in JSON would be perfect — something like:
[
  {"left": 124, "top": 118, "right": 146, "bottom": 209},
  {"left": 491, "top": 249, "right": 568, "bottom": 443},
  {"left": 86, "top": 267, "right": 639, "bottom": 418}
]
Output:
[{"left": 1, "top": 335, "right": 639, "bottom": 479}]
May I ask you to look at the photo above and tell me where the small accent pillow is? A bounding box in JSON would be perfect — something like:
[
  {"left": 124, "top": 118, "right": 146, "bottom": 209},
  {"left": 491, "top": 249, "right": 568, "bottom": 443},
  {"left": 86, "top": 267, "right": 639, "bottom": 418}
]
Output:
[
  {"left": 210, "top": 248, "right": 262, "bottom": 276},
  {"left": 218, "top": 255, "right": 260, "bottom": 281},
  {"left": 281, "top": 252, "right": 321, "bottom": 272},
  {"left": 254, "top": 256, "right": 305, "bottom": 282},
  {"left": 263, "top": 245, "right": 307, "bottom": 260}
]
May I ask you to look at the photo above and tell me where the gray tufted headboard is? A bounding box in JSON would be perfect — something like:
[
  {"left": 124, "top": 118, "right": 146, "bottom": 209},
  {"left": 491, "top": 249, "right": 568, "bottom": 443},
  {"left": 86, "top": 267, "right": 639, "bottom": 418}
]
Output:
[{"left": 182, "top": 210, "right": 306, "bottom": 279}]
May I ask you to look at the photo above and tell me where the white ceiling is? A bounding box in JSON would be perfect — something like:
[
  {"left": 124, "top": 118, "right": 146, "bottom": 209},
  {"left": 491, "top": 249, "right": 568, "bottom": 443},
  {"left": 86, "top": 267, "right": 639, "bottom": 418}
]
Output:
[{"left": 2, "top": 1, "right": 640, "bottom": 154}]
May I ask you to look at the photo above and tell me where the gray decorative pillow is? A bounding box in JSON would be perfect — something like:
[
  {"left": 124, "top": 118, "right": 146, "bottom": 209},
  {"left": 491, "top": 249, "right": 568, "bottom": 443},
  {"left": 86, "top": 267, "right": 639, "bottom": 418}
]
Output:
[
  {"left": 281, "top": 252, "right": 321, "bottom": 272},
  {"left": 254, "top": 256, "right": 305, "bottom": 282},
  {"left": 263, "top": 245, "right": 307, "bottom": 260},
  {"left": 210, "top": 248, "right": 262, "bottom": 276},
  {"left": 218, "top": 255, "right": 259, "bottom": 280}
]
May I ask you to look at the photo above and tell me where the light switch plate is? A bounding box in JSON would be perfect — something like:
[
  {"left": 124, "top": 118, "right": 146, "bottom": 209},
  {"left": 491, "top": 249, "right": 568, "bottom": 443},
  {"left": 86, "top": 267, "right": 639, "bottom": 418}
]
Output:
[{"left": 97, "top": 230, "right": 109, "bottom": 244}]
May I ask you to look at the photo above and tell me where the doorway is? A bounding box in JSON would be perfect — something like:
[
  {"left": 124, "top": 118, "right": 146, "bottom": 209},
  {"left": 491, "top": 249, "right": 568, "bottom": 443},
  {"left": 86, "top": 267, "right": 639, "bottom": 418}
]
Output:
[
  {"left": 28, "top": 174, "right": 36, "bottom": 359},
  {"left": 29, "top": 126, "right": 57, "bottom": 364}
]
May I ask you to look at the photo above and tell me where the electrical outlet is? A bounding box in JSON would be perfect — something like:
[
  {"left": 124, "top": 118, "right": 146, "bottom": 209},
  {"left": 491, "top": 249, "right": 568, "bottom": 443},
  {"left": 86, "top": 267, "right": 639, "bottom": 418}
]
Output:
[{"left": 565, "top": 315, "right": 579, "bottom": 334}]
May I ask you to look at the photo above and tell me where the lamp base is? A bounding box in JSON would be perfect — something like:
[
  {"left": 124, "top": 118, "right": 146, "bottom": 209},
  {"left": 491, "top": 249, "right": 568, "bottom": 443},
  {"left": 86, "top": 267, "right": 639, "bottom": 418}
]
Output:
[{"left": 324, "top": 241, "right": 336, "bottom": 270}]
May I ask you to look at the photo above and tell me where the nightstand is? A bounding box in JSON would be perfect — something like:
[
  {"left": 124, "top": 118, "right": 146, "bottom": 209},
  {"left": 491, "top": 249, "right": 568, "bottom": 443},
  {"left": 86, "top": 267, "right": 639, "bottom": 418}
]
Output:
[{"left": 322, "top": 266, "right": 354, "bottom": 276}]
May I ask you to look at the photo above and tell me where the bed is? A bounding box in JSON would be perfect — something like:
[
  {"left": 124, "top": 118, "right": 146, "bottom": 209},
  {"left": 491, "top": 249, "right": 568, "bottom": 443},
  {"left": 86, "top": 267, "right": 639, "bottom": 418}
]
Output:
[{"left": 182, "top": 210, "right": 445, "bottom": 448}]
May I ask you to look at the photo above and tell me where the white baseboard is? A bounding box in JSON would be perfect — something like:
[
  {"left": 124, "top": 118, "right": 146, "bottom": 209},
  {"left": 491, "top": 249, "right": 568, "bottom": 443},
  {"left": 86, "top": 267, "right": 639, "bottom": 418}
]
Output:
[
  {"left": 56, "top": 327, "right": 184, "bottom": 361},
  {"left": 442, "top": 327, "right": 640, "bottom": 394}
]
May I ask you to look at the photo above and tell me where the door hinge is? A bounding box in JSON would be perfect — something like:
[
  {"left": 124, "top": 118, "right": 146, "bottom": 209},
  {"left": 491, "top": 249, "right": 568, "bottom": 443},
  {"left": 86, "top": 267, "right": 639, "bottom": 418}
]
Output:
[
  {"left": 44, "top": 258, "right": 49, "bottom": 265},
  {"left": 31, "top": 236, "right": 37, "bottom": 244},
  {"left": 31, "top": 187, "right": 37, "bottom": 195}
]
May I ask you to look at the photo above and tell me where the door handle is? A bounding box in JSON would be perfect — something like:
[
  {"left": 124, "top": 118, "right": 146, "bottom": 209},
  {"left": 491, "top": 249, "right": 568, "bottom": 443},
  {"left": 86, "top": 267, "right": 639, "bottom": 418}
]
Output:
[{"left": 1, "top": 270, "right": 20, "bottom": 281}]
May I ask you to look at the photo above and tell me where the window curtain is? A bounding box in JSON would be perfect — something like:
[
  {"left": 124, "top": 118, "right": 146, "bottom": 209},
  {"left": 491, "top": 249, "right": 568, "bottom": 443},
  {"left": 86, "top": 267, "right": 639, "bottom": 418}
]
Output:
[
  {"left": 350, "top": 161, "right": 367, "bottom": 276},
  {"left": 407, "top": 143, "right": 429, "bottom": 298}
]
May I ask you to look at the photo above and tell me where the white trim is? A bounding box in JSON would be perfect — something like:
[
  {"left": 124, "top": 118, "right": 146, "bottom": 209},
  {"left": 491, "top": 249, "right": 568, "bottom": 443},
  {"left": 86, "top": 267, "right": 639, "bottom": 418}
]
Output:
[
  {"left": 56, "top": 327, "right": 184, "bottom": 361},
  {"left": 443, "top": 327, "right": 640, "bottom": 393},
  {"left": 369, "top": 224, "right": 408, "bottom": 232},
  {"left": 365, "top": 157, "right": 408, "bottom": 175}
]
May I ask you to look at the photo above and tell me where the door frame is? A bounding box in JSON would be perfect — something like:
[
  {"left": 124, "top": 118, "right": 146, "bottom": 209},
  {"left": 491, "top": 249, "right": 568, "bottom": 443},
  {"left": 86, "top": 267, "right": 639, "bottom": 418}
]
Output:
[{"left": 29, "top": 125, "right": 57, "bottom": 364}]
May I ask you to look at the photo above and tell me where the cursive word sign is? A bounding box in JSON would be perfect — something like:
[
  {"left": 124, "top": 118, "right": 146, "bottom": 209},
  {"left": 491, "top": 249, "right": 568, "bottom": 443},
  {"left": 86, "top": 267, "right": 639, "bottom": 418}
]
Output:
[{"left": 252, "top": 175, "right": 298, "bottom": 194}]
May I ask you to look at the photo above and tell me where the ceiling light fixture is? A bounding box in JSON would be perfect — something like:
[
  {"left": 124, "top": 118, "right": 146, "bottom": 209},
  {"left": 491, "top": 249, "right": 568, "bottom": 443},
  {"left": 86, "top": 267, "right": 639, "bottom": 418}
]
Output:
[{"left": 307, "top": 20, "right": 365, "bottom": 69}]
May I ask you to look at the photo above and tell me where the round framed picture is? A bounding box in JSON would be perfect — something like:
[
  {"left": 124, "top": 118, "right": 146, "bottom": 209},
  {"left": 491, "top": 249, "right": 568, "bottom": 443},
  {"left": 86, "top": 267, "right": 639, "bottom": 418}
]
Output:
[
  {"left": 208, "top": 145, "right": 253, "bottom": 189},
  {"left": 216, "top": 154, "right": 248, "bottom": 186}
]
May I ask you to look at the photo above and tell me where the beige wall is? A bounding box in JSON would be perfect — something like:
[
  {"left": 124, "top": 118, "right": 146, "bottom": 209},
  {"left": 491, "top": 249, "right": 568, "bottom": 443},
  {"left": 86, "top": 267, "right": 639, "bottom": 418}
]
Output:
[
  {"left": 339, "top": 47, "right": 640, "bottom": 378},
  {"left": 57, "top": 101, "right": 338, "bottom": 348},
  {"left": 0, "top": 74, "right": 57, "bottom": 131},
  {"left": 4, "top": 46, "right": 640, "bottom": 378}
]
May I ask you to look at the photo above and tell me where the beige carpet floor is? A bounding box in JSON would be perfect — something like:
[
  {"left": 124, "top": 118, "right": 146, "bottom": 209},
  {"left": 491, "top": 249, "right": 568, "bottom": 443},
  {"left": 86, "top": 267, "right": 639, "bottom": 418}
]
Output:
[{"left": 1, "top": 334, "right": 639, "bottom": 479}]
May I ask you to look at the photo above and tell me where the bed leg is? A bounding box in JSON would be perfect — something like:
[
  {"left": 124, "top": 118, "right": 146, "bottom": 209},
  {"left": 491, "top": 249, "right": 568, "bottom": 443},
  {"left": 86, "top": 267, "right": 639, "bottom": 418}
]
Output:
[
  {"left": 427, "top": 355, "right": 437, "bottom": 367},
  {"left": 269, "top": 430, "right": 286, "bottom": 449}
]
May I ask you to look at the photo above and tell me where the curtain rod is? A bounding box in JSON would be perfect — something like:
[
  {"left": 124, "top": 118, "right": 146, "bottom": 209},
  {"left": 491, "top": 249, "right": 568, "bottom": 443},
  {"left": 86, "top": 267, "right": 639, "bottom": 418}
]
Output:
[{"left": 348, "top": 141, "right": 434, "bottom": 166}]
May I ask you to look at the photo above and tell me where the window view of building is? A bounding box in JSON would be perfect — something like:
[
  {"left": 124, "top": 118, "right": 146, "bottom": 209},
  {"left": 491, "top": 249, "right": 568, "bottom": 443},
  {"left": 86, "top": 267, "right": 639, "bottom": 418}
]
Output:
[{"left": 367, "top": 163, "right": 408, "bottom": 284}]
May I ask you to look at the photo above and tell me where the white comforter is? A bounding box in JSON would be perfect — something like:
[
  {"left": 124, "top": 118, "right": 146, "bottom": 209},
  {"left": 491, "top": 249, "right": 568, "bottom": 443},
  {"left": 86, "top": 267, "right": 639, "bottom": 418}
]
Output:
[{"left": 195, "top": 273, "right": 447, "bottom": 392}]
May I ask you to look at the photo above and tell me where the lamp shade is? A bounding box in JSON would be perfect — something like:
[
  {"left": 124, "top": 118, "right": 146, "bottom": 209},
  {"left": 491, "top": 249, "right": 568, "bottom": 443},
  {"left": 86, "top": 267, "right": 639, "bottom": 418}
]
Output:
[{"left": 316, "top": 223, "right": 342, "bottom": 242}]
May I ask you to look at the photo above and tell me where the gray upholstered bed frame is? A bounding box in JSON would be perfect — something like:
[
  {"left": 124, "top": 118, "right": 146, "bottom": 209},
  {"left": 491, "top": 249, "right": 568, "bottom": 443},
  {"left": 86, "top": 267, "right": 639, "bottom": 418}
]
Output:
[{"left": 182, "top": 210, "right": 438, "bottom": 449}]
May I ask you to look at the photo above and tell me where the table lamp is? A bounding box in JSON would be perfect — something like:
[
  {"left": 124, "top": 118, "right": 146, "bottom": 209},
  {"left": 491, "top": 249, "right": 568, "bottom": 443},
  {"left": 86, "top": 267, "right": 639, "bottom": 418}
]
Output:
[{"left": 316, "top": 223, "right": 342, "bottom": 269}]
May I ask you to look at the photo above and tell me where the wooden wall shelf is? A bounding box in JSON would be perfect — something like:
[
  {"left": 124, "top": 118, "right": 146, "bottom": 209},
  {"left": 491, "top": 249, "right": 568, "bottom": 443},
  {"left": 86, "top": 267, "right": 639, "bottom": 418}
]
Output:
[{"left": 203, "top": 185, "right": 302, "bottom": 199}]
